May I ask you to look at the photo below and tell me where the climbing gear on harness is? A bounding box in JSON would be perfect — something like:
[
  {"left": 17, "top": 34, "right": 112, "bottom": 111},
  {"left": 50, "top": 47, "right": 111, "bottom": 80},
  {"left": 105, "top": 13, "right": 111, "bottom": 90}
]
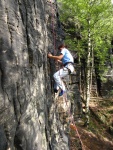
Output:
[
  {"left": 64, "top": 67, "right": 71, "bottom": 74},
  {"left": 64, "top": 62, "right": 74, "bottom": 74}
]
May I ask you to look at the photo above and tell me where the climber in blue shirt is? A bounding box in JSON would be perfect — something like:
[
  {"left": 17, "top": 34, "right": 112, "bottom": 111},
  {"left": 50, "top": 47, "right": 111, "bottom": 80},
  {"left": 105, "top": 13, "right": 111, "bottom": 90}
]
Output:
[{"left": 48, "top": 44, "right": 74, "bottom": 96}]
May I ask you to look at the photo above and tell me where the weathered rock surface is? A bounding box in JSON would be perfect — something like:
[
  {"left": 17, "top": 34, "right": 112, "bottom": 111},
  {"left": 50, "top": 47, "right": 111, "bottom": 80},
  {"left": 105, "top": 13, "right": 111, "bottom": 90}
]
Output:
[
  {"left": 0, "top": 0, "right": 81, "bottom": 149},
  {"left": 0, "top": 0, "right": 70, "bottom": 150}
]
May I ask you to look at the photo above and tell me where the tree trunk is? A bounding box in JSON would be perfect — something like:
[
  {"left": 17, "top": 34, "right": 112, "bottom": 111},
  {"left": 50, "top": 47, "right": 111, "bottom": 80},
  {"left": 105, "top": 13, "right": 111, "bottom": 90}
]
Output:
[{"left": 85, "top": 19, "right": 92, "bottom": 125}]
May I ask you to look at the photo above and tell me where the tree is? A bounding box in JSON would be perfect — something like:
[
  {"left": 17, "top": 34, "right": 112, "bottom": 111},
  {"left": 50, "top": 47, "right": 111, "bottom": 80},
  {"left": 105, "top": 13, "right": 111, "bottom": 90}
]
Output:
[{"left": 58, "top": 0, "right": 113, "bottom": 124}]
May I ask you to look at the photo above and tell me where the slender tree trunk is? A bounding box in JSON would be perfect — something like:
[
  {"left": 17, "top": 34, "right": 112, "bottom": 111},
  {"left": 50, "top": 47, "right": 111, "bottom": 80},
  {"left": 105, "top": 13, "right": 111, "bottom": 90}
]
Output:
[
  {"left": 83, "top": 64, "right": 86, "bottom": 101},
  {"left": 85, "top": 18, "right": 92, "bottom": 125},
  {"left": 85, "top": 47, "right": 91, "bottom": 114},
  {"left": 91, "top": 44, "right": 98, "bottom": 97},
  {"left": 90, "top": 44, "right": 94, "bottom": 95},
  {"left": 77, "top": 41, "right": 82, "bottom": 93}
]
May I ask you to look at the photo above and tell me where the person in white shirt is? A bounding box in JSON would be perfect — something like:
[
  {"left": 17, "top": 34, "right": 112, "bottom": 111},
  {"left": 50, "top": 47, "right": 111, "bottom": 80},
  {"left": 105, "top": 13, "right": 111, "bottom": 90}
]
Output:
[{"left": 48, "top": 44, "right": 74, "bottom": 96}]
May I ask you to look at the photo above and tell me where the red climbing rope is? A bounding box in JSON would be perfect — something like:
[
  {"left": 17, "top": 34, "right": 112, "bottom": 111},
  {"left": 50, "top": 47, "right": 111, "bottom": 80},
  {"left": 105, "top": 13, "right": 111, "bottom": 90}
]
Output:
[
  {"left": 61, "top": 74, "right": 85, "bottom": 149},
  {"left": 70, "top": 123, "right": 85, "bottom": 150},
  {"left": 50, "top": 0, "right": 56, "bottom": 55}
]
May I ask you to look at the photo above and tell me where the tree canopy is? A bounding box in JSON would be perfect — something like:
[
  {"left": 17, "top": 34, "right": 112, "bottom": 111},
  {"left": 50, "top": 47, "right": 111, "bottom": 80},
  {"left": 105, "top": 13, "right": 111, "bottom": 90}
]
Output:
[{"left": 58, "top": 0, "right": 113, "bottom": 66}]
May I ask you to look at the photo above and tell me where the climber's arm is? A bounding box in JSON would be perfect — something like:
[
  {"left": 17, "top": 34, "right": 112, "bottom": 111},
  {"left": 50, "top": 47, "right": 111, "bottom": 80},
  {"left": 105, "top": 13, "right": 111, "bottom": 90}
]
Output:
[{"left": 48, "top": 53, "right": 63, "bottom": 60}]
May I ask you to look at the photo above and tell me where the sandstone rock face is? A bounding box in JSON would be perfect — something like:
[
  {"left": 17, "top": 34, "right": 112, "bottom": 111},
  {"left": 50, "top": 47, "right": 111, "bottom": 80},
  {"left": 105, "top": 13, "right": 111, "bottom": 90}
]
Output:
[{"left": 0, "top": 0, "right": 68, "bottom": 150}]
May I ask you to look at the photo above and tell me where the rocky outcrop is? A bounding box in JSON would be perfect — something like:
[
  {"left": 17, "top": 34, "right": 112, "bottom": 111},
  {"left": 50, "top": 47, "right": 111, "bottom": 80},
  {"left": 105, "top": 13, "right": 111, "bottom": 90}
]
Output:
[
  {"left": 0, "top": 0, "right": 81, "bottom": 149},
  {"left": 0, "top": 0, "right": 67, "bottom": 150}
]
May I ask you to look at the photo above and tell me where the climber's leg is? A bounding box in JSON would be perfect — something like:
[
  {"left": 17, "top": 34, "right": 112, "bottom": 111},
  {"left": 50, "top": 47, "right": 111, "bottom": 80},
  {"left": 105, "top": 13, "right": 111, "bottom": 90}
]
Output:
[{"left": 53, "top": 67, "right": 68, "bottom": 91}]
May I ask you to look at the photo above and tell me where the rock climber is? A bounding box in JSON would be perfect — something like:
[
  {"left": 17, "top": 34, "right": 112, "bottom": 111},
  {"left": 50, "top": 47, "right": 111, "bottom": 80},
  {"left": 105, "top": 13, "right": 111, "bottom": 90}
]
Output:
[{"left": 48, "top": 44, "right": 74, "bottom": 96}]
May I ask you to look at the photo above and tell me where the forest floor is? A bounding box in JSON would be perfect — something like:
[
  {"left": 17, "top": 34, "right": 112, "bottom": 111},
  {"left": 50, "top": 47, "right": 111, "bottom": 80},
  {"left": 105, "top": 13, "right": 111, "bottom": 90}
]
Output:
[{"left": 70, "top": 96, "right": 113, "bottom": 150}]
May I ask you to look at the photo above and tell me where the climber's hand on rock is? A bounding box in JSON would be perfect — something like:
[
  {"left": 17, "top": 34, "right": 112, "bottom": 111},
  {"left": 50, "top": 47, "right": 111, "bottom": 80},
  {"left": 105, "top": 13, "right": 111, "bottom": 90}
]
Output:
[{"left": 48, "top": 53, "right": 53, "bottom": 58}]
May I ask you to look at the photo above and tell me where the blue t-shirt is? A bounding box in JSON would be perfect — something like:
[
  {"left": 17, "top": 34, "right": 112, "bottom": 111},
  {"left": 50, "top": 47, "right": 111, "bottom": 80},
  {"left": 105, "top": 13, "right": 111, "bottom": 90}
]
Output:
[{"left": 60, "top": 48, "right": 74, "bottom": 64}]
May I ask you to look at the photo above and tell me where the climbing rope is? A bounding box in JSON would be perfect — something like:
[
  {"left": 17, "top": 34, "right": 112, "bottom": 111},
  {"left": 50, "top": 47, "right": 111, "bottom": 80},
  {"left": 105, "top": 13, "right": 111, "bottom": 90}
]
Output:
[
  {"left": 64, "top": 81, "right": 85, "bottom": 150},
  {"left": 70, "top": 122, "right": 85, "bottom": 150},
  {"left": 50, "top": 0, "right": 56, "bottom": 55},
  {"left": 61, "top": 71, "right": 85, "bottom": 149}
]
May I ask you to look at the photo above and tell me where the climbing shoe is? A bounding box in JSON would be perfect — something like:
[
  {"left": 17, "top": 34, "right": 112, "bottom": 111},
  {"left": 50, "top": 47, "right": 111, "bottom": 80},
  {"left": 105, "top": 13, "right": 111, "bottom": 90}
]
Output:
[
  {"left": 54, "top": 89, "right": 58, "bottom": 93},
  {"left": 59, "top": 90, "right": 65, "bottom": 96}
]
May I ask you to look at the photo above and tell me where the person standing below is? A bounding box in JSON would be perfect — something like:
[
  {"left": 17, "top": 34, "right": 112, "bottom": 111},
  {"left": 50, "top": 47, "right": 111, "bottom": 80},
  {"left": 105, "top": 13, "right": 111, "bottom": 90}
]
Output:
[{"left": 48, "top": 44, "right": 74, "bottom": 96}]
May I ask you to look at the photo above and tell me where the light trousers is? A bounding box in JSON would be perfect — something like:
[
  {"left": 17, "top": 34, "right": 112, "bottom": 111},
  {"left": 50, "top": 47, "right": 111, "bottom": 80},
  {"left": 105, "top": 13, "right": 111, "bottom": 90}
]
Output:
[{"left": 53, "top": 64, "right": 74, "bottom": 91}]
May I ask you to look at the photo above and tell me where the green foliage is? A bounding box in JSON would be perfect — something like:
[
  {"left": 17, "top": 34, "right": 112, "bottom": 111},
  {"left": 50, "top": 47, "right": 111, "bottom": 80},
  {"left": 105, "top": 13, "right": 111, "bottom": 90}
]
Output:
[{"left": 58, "top": 0, "right": 113, "bottom": 73}]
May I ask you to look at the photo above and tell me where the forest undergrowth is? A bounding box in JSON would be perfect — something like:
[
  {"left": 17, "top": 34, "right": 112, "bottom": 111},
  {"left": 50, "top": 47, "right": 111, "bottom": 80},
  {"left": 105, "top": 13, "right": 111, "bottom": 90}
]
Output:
[{"left": 70, "top": 97, "right": 113, "bottom": 150}]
